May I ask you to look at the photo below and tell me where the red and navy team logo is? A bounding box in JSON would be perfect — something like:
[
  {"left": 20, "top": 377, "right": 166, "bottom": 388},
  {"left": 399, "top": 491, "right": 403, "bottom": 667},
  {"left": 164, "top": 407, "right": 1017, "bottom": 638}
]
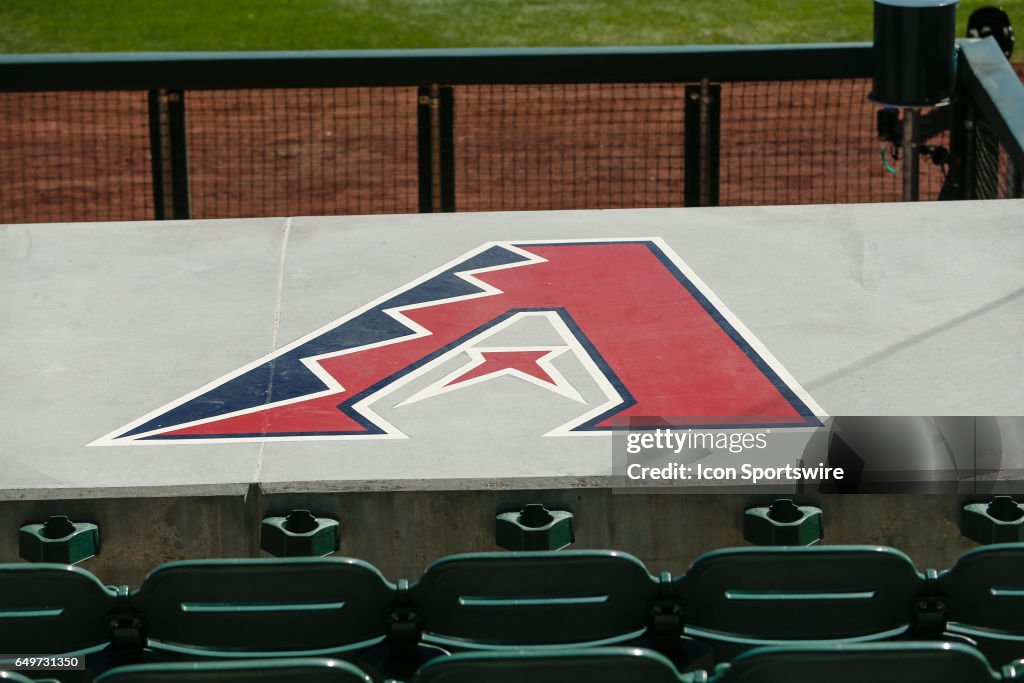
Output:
[{"left": 94, "top": 239, "right": 822, "bottom": 445}]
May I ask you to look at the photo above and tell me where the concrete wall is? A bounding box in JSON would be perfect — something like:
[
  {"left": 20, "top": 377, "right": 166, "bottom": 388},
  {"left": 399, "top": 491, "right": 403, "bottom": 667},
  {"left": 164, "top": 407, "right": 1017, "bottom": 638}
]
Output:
[{"left": 0, "top": 489, "right": 983, "bottom": 586}]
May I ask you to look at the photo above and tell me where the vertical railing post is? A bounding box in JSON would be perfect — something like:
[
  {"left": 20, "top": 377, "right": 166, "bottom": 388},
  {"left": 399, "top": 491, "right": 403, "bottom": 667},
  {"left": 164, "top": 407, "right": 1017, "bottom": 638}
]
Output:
[
  {"left": 148, "top": 88, "right": 191, "bottom": 220},
  {"left": 944, "top": 86, "right": 970, "bottom": 200},
  {"left": 704, "top": 81, "right": 721, "bottom": 207},
  {"left": 416, "top": 86, "right": 433, "bottom": 213},
  {"left": 417, "top": 84, "right": 456, "bottom": 212},
  {"left": 684, "top": 84, "right": 701, "bottom": 207},
  {"left": 684, "top": 80, "right": 721, "bottom": 207},
  {"left": 963, "top": 109, "right": 978, "bottom": 200}
]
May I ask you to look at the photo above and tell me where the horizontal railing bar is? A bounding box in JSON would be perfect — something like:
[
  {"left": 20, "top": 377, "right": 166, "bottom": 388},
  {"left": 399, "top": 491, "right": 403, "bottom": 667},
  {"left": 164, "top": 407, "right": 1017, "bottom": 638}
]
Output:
[
  {"left": 958, "top": 38, "right": 1024, "bottom": 165},
  {"left": 0, "top": 42, "right": 873, "bottom": 92}
]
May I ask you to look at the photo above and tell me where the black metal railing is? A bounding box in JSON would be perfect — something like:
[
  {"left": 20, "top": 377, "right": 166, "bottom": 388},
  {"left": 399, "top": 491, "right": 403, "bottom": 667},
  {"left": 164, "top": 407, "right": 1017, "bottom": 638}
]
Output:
[
  {"left": 949, "top": 39, "right": 1024, "bottom": 200},
  {"left": 0, "top": 40, "right": 1019, "bottom": 224}
]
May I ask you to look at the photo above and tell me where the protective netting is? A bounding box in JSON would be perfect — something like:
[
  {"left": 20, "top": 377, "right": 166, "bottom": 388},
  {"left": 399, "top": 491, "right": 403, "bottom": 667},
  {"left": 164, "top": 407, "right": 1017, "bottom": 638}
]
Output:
[
  {"left": 186, "top": 87, "right": 419, "bottom": 219},
  {"left": 0, "top": 74, "right": 1016, "bottom": 225},
  {"left": 719, "top": 78, "right": 947, "bottom": 206},
  {"left": 970, "top": 117, "right": 1021, "bottom": 199},
  {"left": 452, "top": 83, "right": 686, "bottom": 211},
  {"left": 0, "top": 91, "right": 153, "bottom": 224}
]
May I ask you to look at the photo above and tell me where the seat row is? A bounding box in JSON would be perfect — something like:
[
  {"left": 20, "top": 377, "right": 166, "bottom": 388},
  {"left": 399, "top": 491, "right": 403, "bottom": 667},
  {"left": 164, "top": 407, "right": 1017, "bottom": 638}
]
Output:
[
  {"left": 2, "top": 543, "right": 1023, "bottom": 679},
  {"left": 4, "top": 643, "right": 1024, "bottom": 683}
]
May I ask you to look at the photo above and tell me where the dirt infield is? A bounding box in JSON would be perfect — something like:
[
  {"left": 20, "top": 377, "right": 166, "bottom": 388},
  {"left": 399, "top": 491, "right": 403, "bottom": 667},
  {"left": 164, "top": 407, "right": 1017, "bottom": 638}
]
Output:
[{"left": 1, "top": 70, "right": 1019, "bottom": 225}]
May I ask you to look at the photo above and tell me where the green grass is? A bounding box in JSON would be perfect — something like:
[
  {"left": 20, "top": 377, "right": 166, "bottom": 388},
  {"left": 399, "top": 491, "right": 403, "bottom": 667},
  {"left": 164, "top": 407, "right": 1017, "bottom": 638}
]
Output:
[{"left": 0, "top": 0, "right": 1020, "bottom": 57}]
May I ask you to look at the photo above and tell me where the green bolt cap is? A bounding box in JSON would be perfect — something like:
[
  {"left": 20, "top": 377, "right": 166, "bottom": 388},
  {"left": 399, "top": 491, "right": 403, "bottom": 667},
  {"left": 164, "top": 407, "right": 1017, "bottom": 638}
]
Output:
[
  {"left": 743, "top": 499, "right": 823, "bottom": 546},
  {"left": 261, "top": 509, "right": 340, "bottom": 557},
  {"left": 19, "top": 515, "right": 100, "bottom": 565},
  {"left": 495, "top": 503, "right": 574, "bottom": 551},
  {"left": 961, "top": 496, "right": 1024, "bottom": 544}
]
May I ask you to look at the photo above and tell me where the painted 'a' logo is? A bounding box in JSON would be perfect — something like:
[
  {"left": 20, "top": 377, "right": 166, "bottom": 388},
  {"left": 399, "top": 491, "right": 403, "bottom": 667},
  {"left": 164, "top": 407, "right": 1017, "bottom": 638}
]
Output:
[{"left": 94, "top": 239, "right": 822, "bottom": 445}]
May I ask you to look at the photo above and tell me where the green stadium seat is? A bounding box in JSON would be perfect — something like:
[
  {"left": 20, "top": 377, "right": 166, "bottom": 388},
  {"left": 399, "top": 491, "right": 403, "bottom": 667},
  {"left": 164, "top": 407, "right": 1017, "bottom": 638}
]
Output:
[
  {"left": 130, "top": 558, "right": 395, "bottom": 658},
  {"left": 409, "top": 551, "right": 662, "bottom": 649},
  {"left": 0, "top": 563, "right": 118, "bottom": 657},
  {"left": 0, "top": 674, "right": 59, "bottom": 683},
  {"left": 706, "top": 642, "right": 1015, "bottom": 682},
  {"left": 940, "top": 543, "right": 1024, "bottom": 665},
  {"left": 94, "top": 658, "right": 372, "bottom": 682},
  {"left": 0, "top": 673, "right": 39, "bottom": 683},
  {"left": 412, "top": 647, "right": 688, "bottom": 683},
  {"left": 674, "top": 546, "right": 925, "bottom": 660}
]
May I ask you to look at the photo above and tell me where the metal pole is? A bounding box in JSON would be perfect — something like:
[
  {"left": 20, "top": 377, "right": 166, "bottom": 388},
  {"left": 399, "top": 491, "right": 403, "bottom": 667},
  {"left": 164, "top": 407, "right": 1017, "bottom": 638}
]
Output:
[
  {"left": 429, "top": 83, "right": 443, "bottom": 213},
  {"left": 698, "top": 78, "right": 710, "bottom": 206},
  {"left": 683, "top": 85, "right": 702, "bottom": 207},
  {"left": 147, "top": 88, "right": 191, "bottom": 220},
  {"left": 902, "top": 108, "right": 920, "bottom": 202},
  {"left": 416, "top": 84, "right": 455, "bottom": 213}
]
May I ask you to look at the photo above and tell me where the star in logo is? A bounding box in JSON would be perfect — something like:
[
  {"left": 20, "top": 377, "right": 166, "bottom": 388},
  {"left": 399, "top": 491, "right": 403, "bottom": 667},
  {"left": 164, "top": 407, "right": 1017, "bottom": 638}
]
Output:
[{"left": 398, "top": 346, "right": 585, "bottom": 407}]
